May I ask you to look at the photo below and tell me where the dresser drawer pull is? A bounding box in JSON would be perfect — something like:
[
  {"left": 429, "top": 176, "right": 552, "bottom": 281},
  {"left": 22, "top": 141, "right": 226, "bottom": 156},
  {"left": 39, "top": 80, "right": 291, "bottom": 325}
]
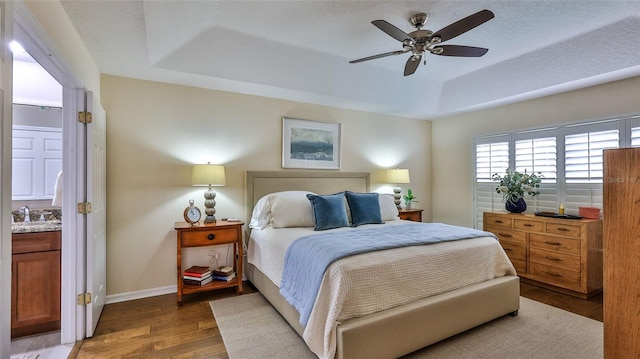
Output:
[
  {"left": 207, "top": 234, "right": 216, "bottom": 240},
  {"left": 498, "top": 233, "right": 513, "bottom": 238},
  {"left": 544, "top": 241, "right": 562, "bottom": 246},
  {"left": 544, "top": 255, "right": 562, "bottom": 261},
  {"left": 545, "top": 271, "right": 562, "bottom": 277},
  {"left": 555, "top": 227, "right": 570, "bottom": 232},
  {"left": 523, "top": 223, "right": 533, "bottom": 227},
  {"left": 494, "top": 220, "right": 504, "bottom": 224}
]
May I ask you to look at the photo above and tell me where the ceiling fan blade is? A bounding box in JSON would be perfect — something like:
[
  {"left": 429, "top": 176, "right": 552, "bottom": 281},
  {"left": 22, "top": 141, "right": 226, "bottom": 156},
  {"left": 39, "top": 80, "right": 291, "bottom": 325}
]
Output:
[
  {"left": 434, "top": 45, "right": 489, "bottom": 57},
  {"left": 404, "top": 55, "right": 422, "bottom": 76},
  {"left": 431, "top": 9, "right": 494, "bottom": 42},
  {"left": 372, "top": 20, "right": 414, "bottom": 43},
  {"left": 349, "top": 49, "right": 409, "bottom": 64}
]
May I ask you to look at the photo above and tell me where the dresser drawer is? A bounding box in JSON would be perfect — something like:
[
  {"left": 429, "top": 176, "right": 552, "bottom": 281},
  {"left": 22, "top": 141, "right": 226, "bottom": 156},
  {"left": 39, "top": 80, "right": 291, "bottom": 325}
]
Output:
[
  {"left": 501, "top": 242, "right": 526, "bottom": 261},
  {"left": 514, "top": 219, "right": 544, "bottom": 232},
  {"left": 486, "top": 226, "right": 527, "bottom": 245},
  {"left": 529, "top": 247, "right": 581, "bottom": 272},
  {"left": 181, "top": 227, "right": 238, "bottom": 246},
  {"left": 545, "top": 222, "right": 581, "bottom": 238},
  {"left": 529, "top": 233, "right": 580, "bottom": 255},
  {"left": 511, "top": 258, "right": 527, "bottom": 275},
  {"left": 484, "top": 214, "right": 512, "bottom": 228},
  {"left": 529, "top": 263, "right": 581, "bottom": 290}
]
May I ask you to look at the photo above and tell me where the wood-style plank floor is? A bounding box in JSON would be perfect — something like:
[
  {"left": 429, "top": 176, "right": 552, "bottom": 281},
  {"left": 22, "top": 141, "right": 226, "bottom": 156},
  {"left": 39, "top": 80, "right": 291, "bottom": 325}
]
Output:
[{"left": 68, "top": 281, "right": 602, "bottom": 358}]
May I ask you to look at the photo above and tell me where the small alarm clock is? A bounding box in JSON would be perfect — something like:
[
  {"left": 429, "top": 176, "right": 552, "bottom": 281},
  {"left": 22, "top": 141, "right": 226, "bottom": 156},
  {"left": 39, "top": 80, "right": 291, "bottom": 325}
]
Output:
[{"left": 183, "top": 199, "right": 201, "bottom": 226}]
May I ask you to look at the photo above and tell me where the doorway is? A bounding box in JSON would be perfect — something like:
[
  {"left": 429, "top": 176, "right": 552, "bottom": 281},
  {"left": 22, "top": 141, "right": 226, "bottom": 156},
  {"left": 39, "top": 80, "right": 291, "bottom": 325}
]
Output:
[{"left": 9, "top": 42, "right": 68, "bottom": 356}]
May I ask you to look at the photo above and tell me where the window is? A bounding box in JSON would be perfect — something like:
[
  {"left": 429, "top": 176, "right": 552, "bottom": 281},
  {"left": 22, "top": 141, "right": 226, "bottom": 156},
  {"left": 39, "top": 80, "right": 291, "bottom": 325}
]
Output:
[{"left": 473, "top": 115, "right": 636, "bottom": 229}]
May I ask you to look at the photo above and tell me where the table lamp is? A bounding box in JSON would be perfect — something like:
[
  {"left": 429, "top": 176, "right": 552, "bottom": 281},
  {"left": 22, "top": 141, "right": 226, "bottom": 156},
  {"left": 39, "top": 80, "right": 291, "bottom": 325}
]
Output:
[
  {"left": 191, "top": 163, "right": 226, "bottom": 223},
  {"left": 386, "top": 168, "right": 410, "bottom": 209}
]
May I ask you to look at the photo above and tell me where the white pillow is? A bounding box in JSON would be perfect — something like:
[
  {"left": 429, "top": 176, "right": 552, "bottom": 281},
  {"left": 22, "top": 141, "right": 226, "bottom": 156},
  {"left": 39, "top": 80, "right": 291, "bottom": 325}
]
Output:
[
  {"left": 270, "top": 191, "right": 317, "bottom": 228},
  {"left": 379, "top": 193, "right": 399, "bottom": 221},
  {"left": 249, "top": 194, "right": 273, "bottom": 230}
]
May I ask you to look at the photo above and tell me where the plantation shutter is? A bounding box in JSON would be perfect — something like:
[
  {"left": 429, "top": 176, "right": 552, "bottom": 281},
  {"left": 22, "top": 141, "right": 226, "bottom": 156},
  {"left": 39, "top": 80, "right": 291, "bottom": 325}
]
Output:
[
  {"left": 474, "top": 135, "right": 509, "bottom": 229},
  {"left": 630, "top": 117, "right": 640, "bottom": 147},
  {"left": 514, "top": 128, "right": 558, "bottom": 213},
  {"left": 563, "top": 120, "right": 621, "bottom": 213}
]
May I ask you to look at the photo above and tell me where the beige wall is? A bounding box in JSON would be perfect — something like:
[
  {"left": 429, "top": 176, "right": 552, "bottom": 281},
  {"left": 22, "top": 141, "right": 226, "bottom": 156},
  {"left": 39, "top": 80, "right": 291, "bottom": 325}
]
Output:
[
  {"left": 431, "top": 75, "right": 640, "bottom": 227},
  {"left": 101, "top": 75, "right": 432, "bottom": 295}
]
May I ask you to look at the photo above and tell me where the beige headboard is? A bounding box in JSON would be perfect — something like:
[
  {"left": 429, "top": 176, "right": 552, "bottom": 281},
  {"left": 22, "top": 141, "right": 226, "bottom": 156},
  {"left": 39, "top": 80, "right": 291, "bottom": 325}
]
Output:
[{"left": 245, "top": 171, "right": 370, "bottom": 222}]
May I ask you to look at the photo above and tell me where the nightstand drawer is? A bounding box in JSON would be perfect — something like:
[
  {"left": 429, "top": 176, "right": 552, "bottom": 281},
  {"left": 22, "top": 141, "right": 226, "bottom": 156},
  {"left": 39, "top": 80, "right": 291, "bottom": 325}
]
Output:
[{"left": 181, "top": 227, "right": 238, "bottom": 246}]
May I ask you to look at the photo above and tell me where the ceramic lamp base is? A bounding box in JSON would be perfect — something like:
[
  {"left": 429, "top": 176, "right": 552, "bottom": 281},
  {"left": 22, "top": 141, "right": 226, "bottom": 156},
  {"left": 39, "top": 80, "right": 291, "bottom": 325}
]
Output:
[
  {"left": 393, "top": 186, "right": 402, "bottom": 209},
  {"left": 203, "top": 188, "right": 217, "bottom": 223}
]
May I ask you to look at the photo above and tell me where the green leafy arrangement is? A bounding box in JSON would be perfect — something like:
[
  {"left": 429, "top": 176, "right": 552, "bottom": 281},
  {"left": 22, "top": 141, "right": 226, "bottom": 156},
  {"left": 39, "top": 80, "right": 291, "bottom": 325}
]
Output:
[
  {"left": 403, "top": 189, "right": 417, "bottom": 206},
  {"left": 492, "top": 169, "right": 542, "bottom": 203}
]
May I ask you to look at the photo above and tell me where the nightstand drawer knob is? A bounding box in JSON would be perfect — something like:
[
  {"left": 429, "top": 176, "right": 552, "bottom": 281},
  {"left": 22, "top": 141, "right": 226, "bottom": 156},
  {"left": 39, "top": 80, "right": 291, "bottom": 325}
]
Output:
[{"left": 208, "top": 234, "right": 215, "bottom": 240}]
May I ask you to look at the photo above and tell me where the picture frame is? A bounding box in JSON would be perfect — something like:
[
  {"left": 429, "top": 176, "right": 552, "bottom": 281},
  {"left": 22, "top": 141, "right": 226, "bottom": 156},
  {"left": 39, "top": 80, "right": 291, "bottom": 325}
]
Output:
[{"left": 282, "top": 117, "right": 341, "bottom": 169}]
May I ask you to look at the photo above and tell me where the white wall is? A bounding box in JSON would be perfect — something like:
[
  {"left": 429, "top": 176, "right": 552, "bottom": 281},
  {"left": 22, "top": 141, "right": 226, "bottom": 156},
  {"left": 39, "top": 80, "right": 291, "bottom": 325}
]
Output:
[
  {"left": 431, "top": 75, "right": 640, "bottom": 227},
  {"left": 101, "top": 75, "right": 432, "bottom": 296}
]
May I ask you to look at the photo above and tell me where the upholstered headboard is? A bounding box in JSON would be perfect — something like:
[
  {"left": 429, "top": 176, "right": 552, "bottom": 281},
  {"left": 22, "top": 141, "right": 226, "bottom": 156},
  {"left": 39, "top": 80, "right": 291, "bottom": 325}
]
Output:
[{"left": 245, "top": 171, "right": 370, "bottom": 222}]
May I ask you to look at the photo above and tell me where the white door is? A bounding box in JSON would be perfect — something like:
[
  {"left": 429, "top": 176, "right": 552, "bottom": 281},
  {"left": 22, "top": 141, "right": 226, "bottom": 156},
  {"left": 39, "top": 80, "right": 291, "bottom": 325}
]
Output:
[{"left": 85, "top": 91, "right": 106, "bottom": 337}]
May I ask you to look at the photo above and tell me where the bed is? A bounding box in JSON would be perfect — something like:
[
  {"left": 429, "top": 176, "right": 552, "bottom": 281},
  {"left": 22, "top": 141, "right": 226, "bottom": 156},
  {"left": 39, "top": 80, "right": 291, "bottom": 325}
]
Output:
[{"left": 244, "top": 171, "right": 520, "bottom": 359}]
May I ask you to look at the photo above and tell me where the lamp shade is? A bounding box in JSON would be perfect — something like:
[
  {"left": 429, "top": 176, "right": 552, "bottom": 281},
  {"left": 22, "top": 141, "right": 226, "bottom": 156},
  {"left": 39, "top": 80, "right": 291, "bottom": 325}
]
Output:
[
  {"left": 191, "top": 164, "right": 226, "bottom": 187},
  {"left": 386, "top": 168, "right": 410, "bottom": 184}
]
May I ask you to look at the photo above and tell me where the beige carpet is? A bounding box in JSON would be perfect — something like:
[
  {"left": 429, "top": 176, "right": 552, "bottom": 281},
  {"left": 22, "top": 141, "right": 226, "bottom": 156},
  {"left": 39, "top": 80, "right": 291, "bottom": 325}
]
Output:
[{"left": 210, "top": 293, "right": 603, "bottom": 359}]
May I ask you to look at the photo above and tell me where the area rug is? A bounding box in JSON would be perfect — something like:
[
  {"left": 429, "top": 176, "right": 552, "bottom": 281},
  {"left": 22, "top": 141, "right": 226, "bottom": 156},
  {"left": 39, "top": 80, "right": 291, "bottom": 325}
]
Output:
[{"left": 210, "top": 293, "right": 603, "bottom": 359}]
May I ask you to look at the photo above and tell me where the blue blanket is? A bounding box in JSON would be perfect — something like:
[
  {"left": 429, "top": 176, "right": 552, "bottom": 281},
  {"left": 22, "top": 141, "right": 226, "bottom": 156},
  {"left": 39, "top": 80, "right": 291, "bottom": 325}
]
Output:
[{"left": 279, "top": 222, "right": 497, "bottom": 327}]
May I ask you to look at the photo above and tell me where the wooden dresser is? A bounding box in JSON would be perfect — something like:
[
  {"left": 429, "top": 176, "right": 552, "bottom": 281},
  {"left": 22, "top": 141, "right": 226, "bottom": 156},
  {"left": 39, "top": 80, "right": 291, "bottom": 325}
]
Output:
[{"left": 483, "top": 212, "right": 602, "bottom": 299}]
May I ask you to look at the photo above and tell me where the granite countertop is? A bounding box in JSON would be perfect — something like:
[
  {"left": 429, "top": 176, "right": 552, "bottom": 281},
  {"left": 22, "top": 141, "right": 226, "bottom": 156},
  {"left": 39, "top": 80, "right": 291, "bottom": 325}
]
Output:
[{"left": 12, "top": 220, "right": 62, "bottom": 234}]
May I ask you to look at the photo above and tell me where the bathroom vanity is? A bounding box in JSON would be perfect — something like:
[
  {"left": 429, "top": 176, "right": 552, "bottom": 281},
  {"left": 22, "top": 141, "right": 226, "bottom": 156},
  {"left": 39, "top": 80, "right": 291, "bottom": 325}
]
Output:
[{"left": 11, "top": 221, "right": 62, "bottom": 338}]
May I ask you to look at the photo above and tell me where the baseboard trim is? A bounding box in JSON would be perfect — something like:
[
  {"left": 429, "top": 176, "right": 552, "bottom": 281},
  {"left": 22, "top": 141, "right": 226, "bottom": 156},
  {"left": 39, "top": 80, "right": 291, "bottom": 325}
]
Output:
[{"left": 105, "top": 285, "right": 177, "bottom": 304}]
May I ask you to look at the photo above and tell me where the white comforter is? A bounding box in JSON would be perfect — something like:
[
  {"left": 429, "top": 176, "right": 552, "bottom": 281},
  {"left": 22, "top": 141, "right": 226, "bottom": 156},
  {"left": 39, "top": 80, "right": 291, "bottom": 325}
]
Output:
[{"left": 247, "top": 221, "right": 516, "bottom": 359}]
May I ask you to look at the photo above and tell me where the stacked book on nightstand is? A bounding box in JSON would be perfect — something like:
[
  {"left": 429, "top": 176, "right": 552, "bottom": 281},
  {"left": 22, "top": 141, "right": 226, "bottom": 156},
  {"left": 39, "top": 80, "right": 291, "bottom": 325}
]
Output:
[
  {"left": 183, "top": 266, "right": 212, "bottom": 286},
  {"left": 212, "top": 266, "right": 236, "bottom": 282}
]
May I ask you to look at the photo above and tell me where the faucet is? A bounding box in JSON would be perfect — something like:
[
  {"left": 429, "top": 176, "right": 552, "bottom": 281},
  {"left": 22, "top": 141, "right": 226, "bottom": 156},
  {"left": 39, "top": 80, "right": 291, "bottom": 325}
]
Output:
[{"left": 20, "top": 206, "right": 31, "bottom": 223}]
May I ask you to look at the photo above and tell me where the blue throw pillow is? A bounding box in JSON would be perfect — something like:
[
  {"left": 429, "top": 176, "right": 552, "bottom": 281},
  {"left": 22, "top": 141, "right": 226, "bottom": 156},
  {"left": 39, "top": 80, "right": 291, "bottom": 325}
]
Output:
[
  {"left": 345, "top": 191, "right": 383, "bottom": 227},
  {"left": 306, "top": 193, "right": 349, "bottom": 231}
]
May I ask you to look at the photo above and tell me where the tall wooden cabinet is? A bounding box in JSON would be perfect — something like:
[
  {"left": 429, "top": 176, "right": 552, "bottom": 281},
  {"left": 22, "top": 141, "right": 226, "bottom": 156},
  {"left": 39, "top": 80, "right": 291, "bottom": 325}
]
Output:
[{"left": 603, "top": 148, "right": 640, "bottom": 358}]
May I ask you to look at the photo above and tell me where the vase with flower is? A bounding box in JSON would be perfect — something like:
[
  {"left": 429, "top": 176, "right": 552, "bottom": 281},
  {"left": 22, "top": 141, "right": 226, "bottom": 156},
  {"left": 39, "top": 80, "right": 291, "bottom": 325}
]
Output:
[{"left": 492, "top": 169, "right": 542, "bottom": 213}]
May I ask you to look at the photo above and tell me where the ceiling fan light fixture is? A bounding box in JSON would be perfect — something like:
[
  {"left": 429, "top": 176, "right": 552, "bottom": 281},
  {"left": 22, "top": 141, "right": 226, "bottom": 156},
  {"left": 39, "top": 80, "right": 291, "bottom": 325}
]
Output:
[{"left": 350, "top": 9, "right": 494, "bottom": 76}]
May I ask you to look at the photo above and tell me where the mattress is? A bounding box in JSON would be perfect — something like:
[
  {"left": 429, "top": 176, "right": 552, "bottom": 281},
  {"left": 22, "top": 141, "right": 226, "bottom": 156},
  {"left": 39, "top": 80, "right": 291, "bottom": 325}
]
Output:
[{"left": 247, "top": 221, "right": 516, "bottom": 358}]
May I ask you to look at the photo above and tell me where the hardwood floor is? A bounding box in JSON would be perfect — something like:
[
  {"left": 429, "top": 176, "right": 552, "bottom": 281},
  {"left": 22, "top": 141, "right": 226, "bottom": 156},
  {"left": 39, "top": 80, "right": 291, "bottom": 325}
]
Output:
[
  {"left": 520, "top": 281, "right": 603, "bottom": 322},
  {"left": 69, "top": 281, "right": 602, "bottom": 358}
]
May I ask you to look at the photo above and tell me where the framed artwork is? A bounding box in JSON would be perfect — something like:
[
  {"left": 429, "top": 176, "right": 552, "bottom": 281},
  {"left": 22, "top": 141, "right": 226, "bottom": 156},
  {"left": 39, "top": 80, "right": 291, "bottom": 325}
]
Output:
[{"left": 282, "top": 117, "right": 341, "bottom": 169}]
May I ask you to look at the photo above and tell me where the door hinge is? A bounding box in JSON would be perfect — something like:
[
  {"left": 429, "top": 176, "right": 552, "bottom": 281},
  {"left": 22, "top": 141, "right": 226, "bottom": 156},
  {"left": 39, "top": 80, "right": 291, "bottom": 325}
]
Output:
[
  {"left": 77, "top": 202, "right": 93, "bottom": 214},
  {"left": 77, "top": 292, "right": 92, "bottom": 305},
  {"left": 78, "top": 111, "right": 93, "bottom": 124}
]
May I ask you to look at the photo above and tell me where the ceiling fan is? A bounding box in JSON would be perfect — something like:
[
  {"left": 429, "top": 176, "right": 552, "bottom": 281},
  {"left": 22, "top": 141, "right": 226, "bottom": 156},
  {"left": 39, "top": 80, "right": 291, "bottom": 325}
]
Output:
[{"left": 349, "top": 9, "right": 494, "bottom": 76}]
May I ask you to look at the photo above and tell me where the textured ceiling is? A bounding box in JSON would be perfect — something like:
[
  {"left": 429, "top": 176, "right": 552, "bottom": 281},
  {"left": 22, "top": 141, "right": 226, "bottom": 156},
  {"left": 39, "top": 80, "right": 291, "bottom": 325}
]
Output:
[{"left": 59, "top": 0, "right": 640, "bottom": 120}]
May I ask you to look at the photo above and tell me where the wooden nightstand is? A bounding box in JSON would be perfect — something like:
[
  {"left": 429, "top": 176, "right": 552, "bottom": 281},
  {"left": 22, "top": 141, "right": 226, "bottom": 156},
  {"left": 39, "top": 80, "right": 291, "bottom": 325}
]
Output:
[
  {"left": 175, "top": 220, "right": 244, "bottom": 305},
  {"left": 399, "top": 208, "right": 423, "bottom": 222}
]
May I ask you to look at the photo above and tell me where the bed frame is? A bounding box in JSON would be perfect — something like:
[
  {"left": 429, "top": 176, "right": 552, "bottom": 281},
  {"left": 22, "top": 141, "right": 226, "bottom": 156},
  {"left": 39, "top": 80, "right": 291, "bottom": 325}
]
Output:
[{"left": 244, "top": 171, "right": 520, "bottom": 359}]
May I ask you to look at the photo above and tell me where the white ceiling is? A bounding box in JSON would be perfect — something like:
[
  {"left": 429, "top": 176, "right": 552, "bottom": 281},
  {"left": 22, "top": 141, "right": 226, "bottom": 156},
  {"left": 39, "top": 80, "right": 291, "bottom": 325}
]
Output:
[{"left": 59, "top": 0, "right": 640, "bottom": 120}]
